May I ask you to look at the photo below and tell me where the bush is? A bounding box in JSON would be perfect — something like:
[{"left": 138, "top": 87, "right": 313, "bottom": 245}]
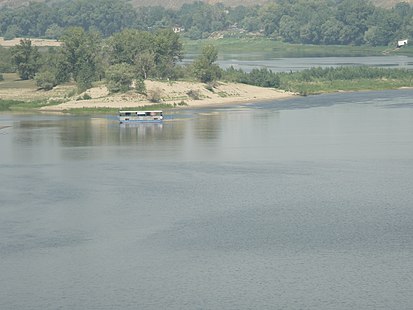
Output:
[
  {"left": 35, "top": 71, "right": 57, "bottom": 90},
  {"left": 82, "top": 93, "right": 92, "bottom": 100},
  {"left": 135, "top": 78, "right": 146, "bottom": 95},
  {"left": 105, "top": 63, "right": 134, "bottom": 93},
  {"left": 222, "top": 66, "right": 280, "bottom": 88},
  {"left": 187, "top": 89, "right": 201, "bottom": 100},
  {"left": 76, "top": 93, "right": 92, "bottom": 101},
  {"left": 147, "top": 87, "right": 162, "bottom": 103}
]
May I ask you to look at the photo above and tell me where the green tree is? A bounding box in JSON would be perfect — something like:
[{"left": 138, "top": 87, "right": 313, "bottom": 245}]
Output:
[
  {"left": 105, "top": 63, "right": 134, "bottom": 93},
  {"left": 4, "top": 25, "right": 21, "bottom": 40},
  {"left": 35, "top": 70, "right": 57, "bottom": 90},
  {"left": 10, "top": 39, "right": 41, "bottom": 80},
  {"left": 279, "top": 15, "right": 300, "bottom": 43},
  {"left": 107, "top": 29, "right": 154, "bottom": 66},
  {"left": 320, "top": 18, "right": 345, "bottom": 45},
  {"left": 59, "top": 27, "right": 102, "bottom": 91},
  {"left": 153, "top": 29, "right": 183, "bottom": 79},
  {"left": 134, "top": 51, "right": 156, "bottom": 80},
  {"left": 45, "top": 24, "right": 64, "bottom": 39},
  {"left": 336, "top": 0, "right": 375, "bottom": 45},
  {"left": 192, "top": 44, "right": 221, "bottom": 83},
  {"left": 0, "top": 47, "right": 13, "bottom": 73}
]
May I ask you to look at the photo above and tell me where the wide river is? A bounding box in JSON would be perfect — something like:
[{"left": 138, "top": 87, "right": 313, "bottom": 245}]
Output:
[
  {"left": 1, "top": 89, "right": 413, "bottom": 309},
  {"left": 184, "top": 54, "right": 413, "bottom": 72}
]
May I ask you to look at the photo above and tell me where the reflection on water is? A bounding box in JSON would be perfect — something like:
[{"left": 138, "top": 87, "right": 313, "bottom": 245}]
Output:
[{"left": 1, "top": 89, "right": 413, "bottom": 310}]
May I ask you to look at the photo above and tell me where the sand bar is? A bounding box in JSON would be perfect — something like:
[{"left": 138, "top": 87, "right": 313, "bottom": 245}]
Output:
[{"left": 39, "top": 80, "right": 296, "bottom": 111}]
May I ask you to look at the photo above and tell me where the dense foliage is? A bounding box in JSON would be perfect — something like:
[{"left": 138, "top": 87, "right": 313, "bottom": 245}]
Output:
[
  {"left": 10, "top": 39, "right": 41, "bottom": 80},
  {"left": 0, "top": 47, "right": 13, "bottom": 72},
  {"left": 222, "top": 65, "right": 413, "bottom": 94},
  {"left": 1, "top": 29, "right": 185, "bottom": 92},
  {"left": 0, "top": 0, "right": 412, "bottom": 46},
  {"left": 192, "top": 44, "right": 221, "bottom": 82}
]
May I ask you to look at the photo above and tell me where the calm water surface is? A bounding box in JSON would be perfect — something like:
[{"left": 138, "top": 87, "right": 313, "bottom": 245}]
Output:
[
  {"left": 183, "top": 55, "right": 413, "bottom": 72},
  {"left": 1, "top": 89, "right": 413, "bottom": 309}
]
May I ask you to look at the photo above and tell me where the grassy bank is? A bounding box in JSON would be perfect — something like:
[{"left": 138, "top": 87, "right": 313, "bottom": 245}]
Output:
[
  {"left": 0, "top": 99, "right": 49, "bottom": 111},
  {"left": 184, "top": 37, "right": 413, "bottom": 57},
  {"left": 283, "top": 79, "right": 413, "bottom": 95},
  {"left": 277, "top": 67, "right": 413, "bottom": 95},
  {"left": 223, "top": 65, "right": 413, "bottom": 95},
  {"left": 2, "top": 63, "right": 413, "bottom": 112}
]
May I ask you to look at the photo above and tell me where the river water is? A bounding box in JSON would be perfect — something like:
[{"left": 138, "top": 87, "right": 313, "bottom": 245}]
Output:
[
  {"left": 1, "top": 89, "right": 413, "bottom": 309},
  {"left": 183, "top": 55, "right": 413, "bottom": 72}
]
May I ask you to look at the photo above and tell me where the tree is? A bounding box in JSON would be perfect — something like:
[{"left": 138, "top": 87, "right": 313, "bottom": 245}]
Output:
[
  {"left": 105, "top": 63, "right": 134, "bottom": 93},
  {"left": 192, "top": 44, "right": 221, "bottom": 83},
  {"left": 336, "top": 0, "right": 375, "bottom": 45},
  {"left": 45, "top": 24, "right": 64, "bottom": 39},
  {"left": 134, "top": 51, "right": 155, "bottom": 80},
  {"left": 0, "top": 47, "right": 13, "bottom": 73},
  {"left": 107, "top": 29, "right": 154, "bottom": 66},
  {"left": 35, "top": 70, "right": 57, "bottom": 90},
  {"left": 153, "top": 29, "right": 183, "bottom": 79},
  {"left": 320, "top": 18, "right": 345, "bottom": 45},
  {"left": 59, "top": 27, "right": 102, "bottom": 91},
  {"left": 279, "top": 15, "right": 300, "bottom": 43},
  {"left": 10, "top": 39, "right": 41, "bottom": 80}
]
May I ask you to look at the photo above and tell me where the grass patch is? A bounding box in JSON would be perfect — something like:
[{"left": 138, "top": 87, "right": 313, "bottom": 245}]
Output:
[
  {"left": 0, "top": 99, "right": 52, "bottom": 111},
  {"left": 275, "top": 66, "right": 413, "bottom": 95},
  {"left": 282, "top": 79, "right": 413, "bottom": 95},
  {"left": 217, "top": 91, "right": 229, "bottom": 97},
  {"left": 183, "top": 37, "right": 413, "bottom": 58},
  {"left": 0, "top": 99, "right": 24, "bottom": 111}
]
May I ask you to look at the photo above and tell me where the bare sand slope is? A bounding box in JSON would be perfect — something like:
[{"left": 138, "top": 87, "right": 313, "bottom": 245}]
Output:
[
  {"left": 40, "top": 80, "right": 295, "bottom": 111},
  {"left": 0, "top": 37, "right": 61, "bottom": 47}
]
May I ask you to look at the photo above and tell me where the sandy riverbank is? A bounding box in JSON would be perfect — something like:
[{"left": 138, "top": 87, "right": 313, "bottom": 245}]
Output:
[{"left": 39, "top": 80, "right": 295, "bottom": 111}]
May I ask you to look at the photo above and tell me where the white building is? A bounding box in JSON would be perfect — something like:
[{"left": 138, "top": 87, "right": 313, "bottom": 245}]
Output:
[{"left": 397, "top": 39, "right": 408, "bottom": 48}]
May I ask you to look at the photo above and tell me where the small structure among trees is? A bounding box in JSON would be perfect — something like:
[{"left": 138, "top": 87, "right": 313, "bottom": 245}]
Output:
[{"left": 397, "top": 39, "right": 408, "bottom": 48}]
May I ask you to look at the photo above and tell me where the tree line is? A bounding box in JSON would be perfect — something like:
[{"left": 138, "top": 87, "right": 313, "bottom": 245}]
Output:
[
  {"left": 5, "top": 28, "right": 229, "bottom": 94},
  {"left": 5, "top": 29, "right": 413, "bottom": 99},
  {"left": 0, "top": 0, "right": 412, "bottom": 46}
]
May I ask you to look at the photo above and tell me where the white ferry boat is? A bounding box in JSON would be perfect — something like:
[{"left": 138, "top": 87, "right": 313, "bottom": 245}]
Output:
[{"left": 119, "top": 110, "right": 163, "bottom": 123}]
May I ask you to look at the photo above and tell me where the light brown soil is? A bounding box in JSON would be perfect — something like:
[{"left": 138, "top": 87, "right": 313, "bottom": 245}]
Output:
[
  {"left": 0, "top": 37, "right": 61, "bottom": 47},
  {"left": 39, "top": 80, "right": 295, "bottom": 111}
]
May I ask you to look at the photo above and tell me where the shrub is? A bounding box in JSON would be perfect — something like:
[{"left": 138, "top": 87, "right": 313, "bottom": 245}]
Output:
[
  {"left": 147, "top": 87, "right": 162, "bottom": 103},
  {"left": 82, "top": 93, "right": 92, "bottom": 100},
  {"left": 222, "top": 66, "right": 280, "bottom": 88},
  {"left": 35, "top": 71, "right": 57, "bottom": 91},
  {"left": 135, "top": 78, "right": 146, "bottom": 95},
  {"left": 105, "top": 63, "right": 134, "bottom": 93},
  {"left": 187, "top": 89, "right": 201, "bottom": 100}
]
